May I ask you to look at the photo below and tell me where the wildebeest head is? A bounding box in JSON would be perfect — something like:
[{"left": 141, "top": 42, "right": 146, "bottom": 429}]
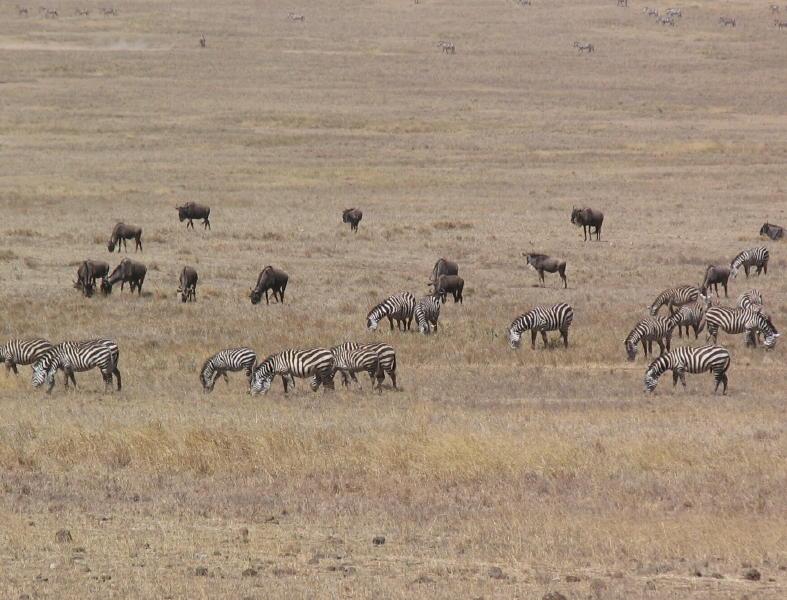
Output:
[
  {"left": 342, "top": 208, "right": 353, "bottom": 223},
  {"left": 570, "top": 207, "right": 580, "bottom": 225},
  {"left": 100, "top": 278, "right": 112, "bottom": 295},
  {"left": 249, "top": 287, "right": 262, "bottom": 305},
  {"left": 107, "top": 239, "right": 116, "bottom": 252},
  {"left": 176, "top": 205, "right": 188, "bottom": 222}
]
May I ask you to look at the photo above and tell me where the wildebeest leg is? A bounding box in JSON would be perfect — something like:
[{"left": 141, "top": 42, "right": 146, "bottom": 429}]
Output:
[
  {"left": 530, "top": 330, "right": 537, "bottom": 349},
  {"left": 540, "top": 331, "right": 548, "bottom": 348},
  {"left": 203, "top": 218, "right": 211, "bottom": 230},
  {"left": 187, "top": 218, "right": 194, "bottom": 229},
  {"left": 137, "top": 236, "right": 142, "bottom": 252},
  {"left": 583, "top": 225, "right": 588, "bottom": 241},
  {"left": 722, "top": 281, "right": 727, "bottom": 297},
  {"left": 538, "top": 269, "right": 545, "bottom": 287},
  {"left": 559, "top": 266, "right": 567, "bottom": 289}
]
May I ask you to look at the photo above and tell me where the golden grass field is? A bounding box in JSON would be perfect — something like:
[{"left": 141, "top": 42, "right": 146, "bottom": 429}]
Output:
[{"left": 1, "top": 0, "right": 786, "bottom": 597}]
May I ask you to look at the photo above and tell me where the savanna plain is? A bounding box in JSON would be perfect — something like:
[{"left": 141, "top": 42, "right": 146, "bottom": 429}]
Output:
[{"left": 0, "top": 0, "right": 785, "bottom": 598}]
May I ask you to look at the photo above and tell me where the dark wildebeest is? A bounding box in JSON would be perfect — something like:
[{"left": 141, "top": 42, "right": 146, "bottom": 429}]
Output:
[
  {"left": 250, "top": 266, "right": 288, "bottom": 305},
  {"left": 570, "top": 207, "right": 604, "bottom": 241},
  {"left": 342, "top": 208, "right": 363, "bottom": 232},
  {"left": 524, "top": 253, "right": 567, "bottom": 288},
  {"left": 107, "top": 222, "right": 143, "bottom": 253},
  {"left": 73, "top": 259, "right": 110, "bottom": 297},
  {"left": 760, "top": 222, "right": 784, "bottom": 241},
  {"left": 177, "top": 266, "right": 198, "bottom": 302},
  {"left": 429, "top": 258, "right": 459, "bottom": 289},
  {"left": 107, "top": 259, "right": 147, "bottom": 295},
  {"left": 434, "top": 274, "right": 464, "bottom": 304},
  {"left": 176, "top": 202, "right": 211, "bottom": 230},
  {"left": 701, "top": 265, "right": 730, "bottom": 298}
]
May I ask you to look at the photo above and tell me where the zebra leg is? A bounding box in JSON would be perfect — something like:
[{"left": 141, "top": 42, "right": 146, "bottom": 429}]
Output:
[
  {"left": 9, "top": 362, "right": 19, "bottom": 375},
  {"left": 388, "top": 369, "right": 397, "bottom": 389},
  {"left": 718, "top": 372, "right": 728, "bottom": 395},
  {"left": 113, "top": 367, "right": 122, "bottom": 391},
  {"left": 281, "top": 374, "right": 290, "bottom": 394},
  {"left": 656, "top": 339, "right": 665, "bottom": 355},
  {"left": 221, "top": 371, "right": 230, "bottom": 385},
  {"left": 642, "top": 340, "right": 649, "bottom": 358},
  {"left": 530, "top": 330, "right": 537, "bottom": 349},
  {"left": 561, "top": 328, "right": 569, "bottom": 348},
  {"left": 540, "top": 330, "right": 548, "bottom": 348},
  {"left": 350, "top": 371, "right": 362, "bottom": 390}
]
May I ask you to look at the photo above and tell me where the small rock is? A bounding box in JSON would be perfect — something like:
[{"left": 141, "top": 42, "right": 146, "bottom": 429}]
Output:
[
  {"left": 743, "top": 568, "right": 761, "bottom": 581},
  {"left": 240, "top": 527, "right": 250, "bottom": 542},
  {"left": 272, "top": 567, "right": 296, "bottom": 577},
  {"left": 55, "top": 529, "right": 73, "bottom": 544},
  {"left": 413, "top": 574, "right": 434, "bottom": 584},
  {"left": 264, "top": 516, "right": 278, "bottom": 524},
  {"left": 565, "top": 575, "right": 581, "bottom": 582},
  {"left": 372, "top": 536, "right": 386, "bottom": 546},
  {"left": 242, "top": 568, "right": 258, "bottom": 577},
  {"left": 710, "top": 572, "right": 724, "bottom": 579},
  {"left": 692, "top": 569, "right": 702, "bottom": 577},
  {"left": 19, "top": 595, "right": 30, "bottom": 600},
  {"left": 99, "top": 574, "right": 111, "bottom": 582},
  {"left": 488, "top": 566, "right": 507, "bottom": 580},
  {"left": 194, "top": 567, "right": 209, "bottom": 577},
  {"left": 21, "top": 485, "right": 30, "bottom": 495},
  {"left": 644, "top": 580, "right": 656, "bottom": 591},
  {"left": 542, "top": 592, "right": 567, "bottom": 600}
]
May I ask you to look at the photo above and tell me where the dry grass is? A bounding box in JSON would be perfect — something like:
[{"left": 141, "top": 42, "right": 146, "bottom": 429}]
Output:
[{"left": 1, "top": 0, "right": 786, "bottom": 598}]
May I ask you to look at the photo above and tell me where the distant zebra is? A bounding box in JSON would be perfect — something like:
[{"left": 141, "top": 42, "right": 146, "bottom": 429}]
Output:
[
  {"left": 667, "top": 301, "right": 708, "bottom": 339},
  {"left": 644, "top": 8, "right": 659, "bottom": 17},
  {"left": 287, "top": 12, "right": 305, "bottom": 21},
  {"left": 659, "top": 16, "right": 675, "bottom": 26},
  {"left": 367, "top": 292, "right": 416, "bottom": 331},
  {"left": 617, "top": 0, "right": 627, "bottom": 7},
  {"left": 0, "top": 338, "right": 52, "bottom": 375},
  {"left": 102, "top": 7, "right": 117, "bottom": 16},
  {"left": 75, "top": 8, "right": 89, "bottom": 16},
  {"left": 736, "top": 289, "right": 764, "bottom": 312},
  {"left": 18, "top": 6, "right": 28, "bottom": 16},
  {"left": 644, "top": 345, "right": 730, "bottom": 394},
  {"left": 415, "top": 294, "right": 441, "bottom": 335},
  {"left": 250, "top": 348, "right": 335, "bottom": 394},
  {"left": 438, "top": 40, "right": 456, "bottom": 54},
  {"left": 44, "top": 8, "right": 57, "bottom": 18},
  {"left": 200, "top": 347, "right": 257, "bottom": 392},
  {"left": 770, "top": 4, "right": 780, "bottom": 14},
  {"left": 508, "top": 303, "right": 573, "bottom": 349},
  {"left": 573, "top": 41, "right": 594, "bottom": 53},
  {"left": 730, "top": 247, "right": 769, "bottom": 278},
  {"left": 705, "top": 306, "right": 779, "bottom": 349},
  {"left": 649, "top": 285, "right": 699, "bottom": 316},
  {"left": 32, "top": 339, "right": 121, "bottom": 393},
  {"left": 719, "top": 16, "right": 736, "bottom": 27},
  {"left": 665, "top": 8, "right": 681, "bottom": 18},
  {"left": 624, "top": 317, "right": 673, "bottom": 361},
  {"left": 199, "top": 33, "right": 206, "bottom": 48},
  {"left": 330, "top": 346, "right": 382, "bottom": 392}
]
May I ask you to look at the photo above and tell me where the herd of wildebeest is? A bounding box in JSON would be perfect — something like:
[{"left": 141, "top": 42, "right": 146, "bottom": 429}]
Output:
[{"left": 0, "top": 198, "right": 781, "bottom": 397}]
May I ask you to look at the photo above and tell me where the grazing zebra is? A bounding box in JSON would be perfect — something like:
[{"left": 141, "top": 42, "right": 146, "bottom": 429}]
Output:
[
  {"left": 438, "top": 40, "right": 456, "bottom": 54},
  {"left": 667, "top": 300, "right": 708, "bottom": 339},
  {"left": 649, "top": 285, "right": 700, "bottom": 316},
  {"left": 665, "top": 8, "right": 681, "bottom": 18},
  {"left": 200, "top": 347, "right": 257, "bottom": 393},
  {"left": 736, "top": 289, "right": 764, "bottom": 312},
  {"left": 644, "top": 8, "right": 659, "bottom": 17},
  {"left": 730, "top": 247, "right": 769, "bottom": 278},
  {"left": 367, "top": 292, "right": 416, "bottom": 332},
  {"left": 508, "top": 303, "right": 573, "bottom": 349},
  {"left": 705, "top": 306, "right": 779, "bottom": 349},
  {"left": 624, "top": 317, "right": 673, "bottom": 361},
  {"left": 327, "top": 342, "right": 398, "bottom": 389},
  {"left": 330, "top": 346, "right": 382, "bottom": 392},
  {"left": 415, "top": 294, "right": 441, "bottom": 335},
  {"left": 719, "top": 16, "right": 736, "bottom": 27},
  {"left": 250, "top": 348, "right": 335, "bottom": 395},
  {"left": 644, "top": 345, "right": 730, "bottom": 394},
  {"left": 659, "top": 16, "right": 675, "bottom": 26},
  {"left": 0, "top": 338, "right": 53, "bottom": 375},
  {"left": 287, "top": 12, "right": 305, "bottom": 21},
  {"left": 573, "top": 41, "right": 594, "bottom": 53},
  {"left": 32, "top": 339, "right": 121, "bottom": 394}
]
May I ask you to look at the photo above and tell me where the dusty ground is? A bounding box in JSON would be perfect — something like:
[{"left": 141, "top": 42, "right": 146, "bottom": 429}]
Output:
[{"left": 0, "top": 0, "right": 785, "bottom": 598}]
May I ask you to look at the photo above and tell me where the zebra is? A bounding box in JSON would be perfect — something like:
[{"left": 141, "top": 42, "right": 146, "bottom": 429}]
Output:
[
  {"left": 414, "top": 294, "right": 441, "bottom": 335},
  {"left": 573, "top": 41, "right": 594, "bottom": 53},
  {"left": 624, "top": 317, "right": 673, "bottom": 361},
  {"left": 730, "top": 247, "right": 769, "bottom": 278},
  {"left": 705, "top": 306, "right": 779, "bottom": 349},
  {"left": 200, "top": 348, "right": 257, "bottom": 393},
  {"left": 102, "top": 7, "right": 117, "bottom": 16},
  {"left": 659, "top": 16, "right": 675, "bottom": 26},
  {"left": 438, "top": 40, "right": 456, "bottom": 54},
  {"left": 367, "top": 292, "right": 416, "bottom": 332},
  {"left": 617, "top": 0, "right": 627, "bottom": 7},
  {"left": 0, "top": 338, "right": 53, "bottom": 375},
  {"left": 719, "top": 16, "right": 736, "bottom": 27},
  {"left": 75, "top": 8, "right": 89, "bottom": 16},
  {"left": 508, "top": 303, "right": 573, "bottom": 349},
  {"left": 771, "top": 4, "right": 780, "bottom": 14},
  {"left": 287, "top": 12, "right": 305, "bottom": 21},
  {"left": 644, "top": 8, "right": 659, "bottom": 17},
  {"left": 44, "top": 8, "right": 57, "bottom": 18},
  {"left": 649, "top": 285, "right": 700, "bottom": 316},
  {"left": 644, "top": 345, "right": 731, "bottom": 394},
  {"left": 667, "top": 300, "right": 708, "bottom": 339},
  {"left": 326, "top": 342, "right": 398, "bottom": 389},
  {"left": 250, "top": 348, "right": 335, "bottom": 395},
  {"left": 665, "top": 8, "right": 682, "bottom": 18},
  {"left": 32, "top": 339, "right": 121, "bottom": 394},
  {"left": 330, "top": 346, "right": 382, "bottom": 392},
  {"left": 736, "top": 289, "right": 764, "bottom": 312}
]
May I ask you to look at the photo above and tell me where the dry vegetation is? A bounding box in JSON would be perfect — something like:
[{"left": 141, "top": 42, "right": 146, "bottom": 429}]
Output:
[{"left": 1, "top": 0, "right": 786, "bottom": 598}]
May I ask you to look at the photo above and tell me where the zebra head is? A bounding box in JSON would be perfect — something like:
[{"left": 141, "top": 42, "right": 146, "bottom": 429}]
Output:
[
  {"left": 31, "top": 358, "right": 54, "bottom": 389},
  {"left": 249, "top": 361, "right": 274, "bottom": 395},
  {"left": 643, "top": 367, "right": 659, "bottom": 393},
  {"left": 366, "top": 315, "right": 380, "bottom": 331},
  {"left": 507, "top": 327, "right": 522, "bottom": 349},
  {"left": 199, "top": 362, "right": 216, "bottom": 392},
  {"left": 758, "top": 315, "right": 780, "bottom": 349},
  {"left": 625, "top": 340, "right": 638, "bottom": 362}
]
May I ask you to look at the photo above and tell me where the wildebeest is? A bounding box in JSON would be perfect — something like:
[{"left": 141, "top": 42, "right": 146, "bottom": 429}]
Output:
[
  {"left": 73, "top": 259, "right": 110, "bottom": 297},
  {"left": 250, "top": 266, "right": 288, "bottom": 305},
  {"left": 524, "top": 253, "right": 567, "bottom": 288},
  {"left": 760, "top": 222, "right": 784, "bottom": 241},
  {"left": 570, "top": 207, "right": 604, "bottom": 241},
  {"left": 107, "top": 259, "right": 147, "bottom": 295},
  {"left": 700, "top": 265, "right": 730, "bottom": 298},
  {"left": 176, "top": 202, "right": 211, "bottom": 230},
  {"left": 177, "top": 266, "right": 198, "bottom": 302},
  {"left": 107, "top": 222, "right": 143, "bottom": 253},
  {"left": 342, "top": 208, "right": 363, "bottom": 232},
  {"left": 434, "top": 274, "right": 464, "bottom": 303},
  {"left": 429, "top": 258, "right": 459, "bottom": 288}
]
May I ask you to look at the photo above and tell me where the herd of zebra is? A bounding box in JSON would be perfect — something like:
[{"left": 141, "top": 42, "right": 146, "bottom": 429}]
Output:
[{"left": 15, "top": 5, "right": 117, "bottom": 17}]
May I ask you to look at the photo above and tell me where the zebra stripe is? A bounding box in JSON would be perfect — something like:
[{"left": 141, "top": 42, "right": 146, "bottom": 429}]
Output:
[
  {"left": 644, "top": 345, "right": 730, "bottom": 394},
  {"left": 624, "top": 317, "right": 672, "bottom": 361},
  {"left": 736, "top": 289, "right": 764, "bottom": 311},
  {"left": 415, "top": 294, "right": 441, "bottom": 335},
  {"left": 331, "top": 346, "right": 382, "bottom": 391},
  {"left": 250, "top": 347, "right": 335, "bottom": 395},
  {"left": 705, "top": 306, "right": 779, "bottom": 349},
  {"left": 667, "top": 301, "right": 707, "bottom": 339},
  {"left": 649, "top": 285, "right": 699, "bottom": 316},
  {"left": 508, "top": 303, "right": 573, "bottom": 349},
  {"left": 200, "top": 347, "right": 257, "bottom": 392},
  {"left": 0, "top": 338, "right": 53, "bottom": 374},
  {"left": 322, "top": 342, "right": 398, "bottom": 389},
  {"left": 32, "top": 339, "right": 120, "bottom": 393},
  {"left": 367, "top": 292, "right": 416, "bottom": 332},
  {"left": 730, "top": 247, "right": 769, "bottom": 278}
]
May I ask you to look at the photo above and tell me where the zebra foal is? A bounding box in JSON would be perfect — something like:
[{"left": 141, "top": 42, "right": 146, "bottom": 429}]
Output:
[
  {"left": 200, "top": 347, "right": 257, "bottom": 392},
  {"left": 0, "top": 338, "right": 53, "bottom": 375},
  {"left": 32, "top": 339, "right": 120, "bottom": 393},
  {"left": 644, "top": 345, "right": 730, "bottom": 394},
  {"left": 508, "top": 303, "right": 573, "bottom": 349},
  {"left": 250, "top": 348, "right": 335, "bottom": 395}
]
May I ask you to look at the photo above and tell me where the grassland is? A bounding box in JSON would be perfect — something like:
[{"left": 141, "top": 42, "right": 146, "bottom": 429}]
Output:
[{"left": 0, "top": 0, "right": 785, "bottom": 597}]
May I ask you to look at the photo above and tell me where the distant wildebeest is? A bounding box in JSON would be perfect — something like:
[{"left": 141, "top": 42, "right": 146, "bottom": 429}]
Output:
[
  {"left": 250, "top": 266, "right": 288, "bottom": 305},
  {"left": 760, "top": 222, "right": 784, "bottom": 240},
  {"left": 342, "top": 208, "right": 363, "bottom": 232},
  {"left": 18, "top": 6, "right": 29, "bottom": 16},
  {"left": 74, "top": 259, "right": 110, "bottom": 297},
  {"left": 700, "top": 265, "right": 730, "bottom": 298},
  {"left": 176, "top": 202, "right": 211, "bottom": 230},
  {"left": 719, "top": 16, "right": 736, "bottom": 27},
  {"left": 107, "top": 222, "right": 143, "bottom": 253},
  {"left": 429, "top": 258, "right": 459, "bottom": 288},
  {"left": 434, "top": 274, "right": 464, "bottom": 303},
  {"left": 177, "top": 266, "right": 198, "bottom": 302},
  {"left": 107, "top": 258, "right": 147, "bottom": 295},
  {"left": 571, "top": 207, "right": 604, "bottom": 241},
  {"left": 524, "top": 253, "right": 567, "bottom": 289}
]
